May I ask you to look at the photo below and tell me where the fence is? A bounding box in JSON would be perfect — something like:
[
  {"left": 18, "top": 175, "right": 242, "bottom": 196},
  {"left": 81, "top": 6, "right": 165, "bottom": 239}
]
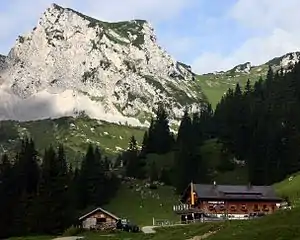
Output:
[{"left": 152, "top": 215, "right": 250, "bottom": 226}]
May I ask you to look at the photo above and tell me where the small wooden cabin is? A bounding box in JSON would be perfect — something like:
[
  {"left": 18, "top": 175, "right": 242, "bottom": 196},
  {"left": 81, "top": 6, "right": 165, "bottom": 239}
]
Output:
[
  {"left": 79, "top": 207, "right": 120, "bottom": 230},
  {"left": 175, "top": 181, "right": 283, "bottom": 221}
]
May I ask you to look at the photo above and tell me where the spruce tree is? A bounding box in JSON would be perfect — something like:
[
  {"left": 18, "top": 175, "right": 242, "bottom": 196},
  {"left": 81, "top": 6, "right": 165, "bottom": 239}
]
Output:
[{"left": 0, "top": 154, "right": 13, "bottom": 238}]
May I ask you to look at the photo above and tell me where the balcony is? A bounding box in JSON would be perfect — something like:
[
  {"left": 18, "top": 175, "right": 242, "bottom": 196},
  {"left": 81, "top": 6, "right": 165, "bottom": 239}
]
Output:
[{"left": 173, "top": 204, "right": 202, "bottom": 214}]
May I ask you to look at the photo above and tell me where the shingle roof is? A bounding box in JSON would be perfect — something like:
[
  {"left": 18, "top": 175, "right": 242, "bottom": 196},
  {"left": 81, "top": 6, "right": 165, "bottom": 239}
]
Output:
[{"left": 193, "top": 184, "right": 282, "bottom": 201}]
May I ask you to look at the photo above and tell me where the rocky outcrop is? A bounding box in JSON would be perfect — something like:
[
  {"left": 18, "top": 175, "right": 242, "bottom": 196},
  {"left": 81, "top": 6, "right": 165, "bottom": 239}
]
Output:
[
  {"left": 0, "top": 54, "right": 5, "bottom": 71},
  {"left": 267, "top": 52, "right": 300, "bottom": 70},
  {"left": 0, "top": 4, "right": 203, "bottom": 126},
  {"left": 232, "top": 62, "right": 251, "bottom": 74}
]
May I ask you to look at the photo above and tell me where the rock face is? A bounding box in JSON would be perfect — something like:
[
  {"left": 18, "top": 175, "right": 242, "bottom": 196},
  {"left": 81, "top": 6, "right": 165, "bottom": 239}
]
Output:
[
  {"left": 267, "top": 51, "right": 300, "bottom": 70},
  {"left": 0, "top": 4, "right": 203, "bottom": 126},
  {"left": 0, "top": 54, "right": 5, "bottom": 71},
  {"left": 232, "top": 62, "right": 251, "bottom": 74}
]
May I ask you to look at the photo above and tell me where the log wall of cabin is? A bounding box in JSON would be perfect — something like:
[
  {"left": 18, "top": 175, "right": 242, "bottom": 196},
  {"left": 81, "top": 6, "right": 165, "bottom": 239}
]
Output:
[
  {"left": 82, "top": 211, "right": 117, "bottom": 229},
  {"left": 198, "top": 200, "right": 278, "bottom": 215}
]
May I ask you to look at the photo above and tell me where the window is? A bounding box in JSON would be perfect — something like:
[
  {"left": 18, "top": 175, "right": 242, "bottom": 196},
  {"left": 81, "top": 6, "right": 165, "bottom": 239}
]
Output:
[
  {"left": 263, "top": 205, "right": 269, "bottom": 212},
  {"left": 96, "top": 218, "right": 106, "bottom": 224},
  {"left": 208, "top": 205, "right": 215, "bottom": 211},
  {"left": 254, "top": 204, "right": 259, "bottom": 211},
  {"left": 241, "top": 204, "right": 247, "bottom": 211},
  {"left": 230, "top": 205, "right": 237, "bottom": 211},
  {"left": 219, "top": 205, "right": 225, "bottom": 211}
]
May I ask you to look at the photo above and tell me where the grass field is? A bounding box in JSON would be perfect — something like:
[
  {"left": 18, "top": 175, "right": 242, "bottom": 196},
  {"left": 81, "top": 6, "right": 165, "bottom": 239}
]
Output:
[
  {"left": 103, "top": 179, "right": 180, "bottom": 226},
  {"left": 13, "top": 207, "right": 300, "bottom": 240},
  {"left": 9, "top": 223, "right": 221, "bottom": 240},
  {"left": 274, "top": 172, "right": 300, "bottom": 206}
]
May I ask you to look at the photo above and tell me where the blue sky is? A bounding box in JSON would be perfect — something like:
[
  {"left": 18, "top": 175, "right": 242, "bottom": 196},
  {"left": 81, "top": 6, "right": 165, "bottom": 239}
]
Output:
[{"left": 1, "top": 0, "right": 300, "bottom": 73}]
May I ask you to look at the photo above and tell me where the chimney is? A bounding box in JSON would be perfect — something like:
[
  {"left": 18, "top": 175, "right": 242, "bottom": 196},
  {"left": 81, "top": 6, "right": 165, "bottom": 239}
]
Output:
[
  {"left": 248, "top": 182, "right": 252, "bottom": 189},
  {"left": 213, "top": 181, "right": 216, "bottom": 187}
]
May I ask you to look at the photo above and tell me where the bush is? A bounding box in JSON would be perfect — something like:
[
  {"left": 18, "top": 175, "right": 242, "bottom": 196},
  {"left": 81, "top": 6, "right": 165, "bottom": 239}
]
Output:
[{"left": 63, "top": 225, "right": 83, "bottom": 236}]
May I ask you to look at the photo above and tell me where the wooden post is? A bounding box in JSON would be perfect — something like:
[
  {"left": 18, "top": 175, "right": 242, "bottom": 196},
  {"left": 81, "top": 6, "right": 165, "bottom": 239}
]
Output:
[{"left": 191, "top": 181, "right": 194, "bottom": 206}]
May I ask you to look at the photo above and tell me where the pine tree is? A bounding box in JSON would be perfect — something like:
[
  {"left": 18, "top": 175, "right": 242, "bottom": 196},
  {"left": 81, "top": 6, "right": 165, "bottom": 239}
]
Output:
[
  {"left": 125, "top": 136, "right": 142, "bottom": 178},
  {"left": 35, "top": 145, "right": 73, "bottom": 234},
  {"left": 0, "top": 154, "right": 13, "bottom": 238},
  {"left": 173, "top": 111, "right": 207, "bottom": 193},
  {"left": 149, "top": 161, "right": 159, "bottom": 182},
  {"left": 140, "top": 131, "right": 149, "bottom": 157},
  {"left": 153, "top": 105, "right": 174, "bottom": 154}
]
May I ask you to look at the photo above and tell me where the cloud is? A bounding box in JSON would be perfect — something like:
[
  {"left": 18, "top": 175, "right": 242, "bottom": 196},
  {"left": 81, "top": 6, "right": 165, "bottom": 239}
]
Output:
[
  {"left": 230, "top": 0, "right": 300, "bottom": 31},
  {"left": 193, "top": 28, "right": 300, "bottom": 73},
  {"left": 192, "top": 0, "right": 300, "bottom": 74}
]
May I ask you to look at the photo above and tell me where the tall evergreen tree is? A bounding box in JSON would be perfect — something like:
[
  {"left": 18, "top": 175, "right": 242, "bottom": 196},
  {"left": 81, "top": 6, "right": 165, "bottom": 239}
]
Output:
[{"left": 35, "top": 145, "right": 73, "bottom": 234}]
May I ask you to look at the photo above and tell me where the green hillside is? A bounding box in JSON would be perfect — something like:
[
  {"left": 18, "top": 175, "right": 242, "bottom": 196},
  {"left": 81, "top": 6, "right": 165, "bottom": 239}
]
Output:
[
  {"left": 0, "top": 116, "right": 145, "bottom": 161},
  {"left": 274, "top": 172, "right": 300, "bottom": 206},
  {"left": 103, "top": 179, "right": 180, "bottom": 226},
  {"left": 196, "top": 64, "right": 269, "bottom": 108}
]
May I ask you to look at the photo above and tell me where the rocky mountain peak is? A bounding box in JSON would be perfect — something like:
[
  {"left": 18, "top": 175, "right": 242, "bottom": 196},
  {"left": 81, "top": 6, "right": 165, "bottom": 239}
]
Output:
[
  {"left": 267, "top": 51, "right": 300, "bottom": 69},
  {"left": 231, "top": 62, "right": 251, "bottom": 74},
  {"left": 0, "top": 4, "right": 203, "bottom": 126}
]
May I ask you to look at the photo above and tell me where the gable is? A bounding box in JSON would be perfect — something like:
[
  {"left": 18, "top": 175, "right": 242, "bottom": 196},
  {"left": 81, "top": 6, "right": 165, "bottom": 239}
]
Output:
[{"left": 79, "top": 207, "right": 119, "bottom": 221}]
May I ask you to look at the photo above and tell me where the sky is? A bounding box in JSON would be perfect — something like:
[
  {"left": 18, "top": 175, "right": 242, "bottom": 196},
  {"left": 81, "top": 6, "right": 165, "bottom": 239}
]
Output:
[{"left": 1, "top": 0, "right": 300, "bottom": 74}]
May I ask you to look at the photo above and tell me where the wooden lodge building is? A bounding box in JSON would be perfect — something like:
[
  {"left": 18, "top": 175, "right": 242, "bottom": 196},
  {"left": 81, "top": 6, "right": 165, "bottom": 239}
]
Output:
[{"left": 174, "top": 181, "right": 283, "bottom": 221}]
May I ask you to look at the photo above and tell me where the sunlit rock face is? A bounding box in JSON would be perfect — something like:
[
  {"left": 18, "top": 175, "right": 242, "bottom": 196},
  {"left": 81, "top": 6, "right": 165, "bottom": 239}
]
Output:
[{"left": 0, "top": 4, "right": 203, "bottom": 126}]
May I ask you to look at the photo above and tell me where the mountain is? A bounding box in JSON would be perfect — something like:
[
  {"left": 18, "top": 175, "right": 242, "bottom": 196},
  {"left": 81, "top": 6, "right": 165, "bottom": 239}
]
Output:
[
  {"left": 0, "top": 54, "right": 5, "bottom": 71},
  {"left": 197, "top": 51, "right": 300, "bottom": 107},
  {"left": 0, "top": 3, "right": 204, "bottom": 127}
]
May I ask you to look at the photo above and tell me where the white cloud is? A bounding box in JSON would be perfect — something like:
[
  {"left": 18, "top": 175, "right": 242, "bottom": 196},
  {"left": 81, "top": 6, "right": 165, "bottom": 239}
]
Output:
[
  {"left": 230, "top": 0, "right": 300, "bottom": 31},
  {"left": 193, "top": 0, "right": 300, "bottom": 74}
]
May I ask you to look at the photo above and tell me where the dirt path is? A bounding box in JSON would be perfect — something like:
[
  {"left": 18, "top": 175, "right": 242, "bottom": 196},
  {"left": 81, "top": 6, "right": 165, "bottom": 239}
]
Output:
[
  {"left": 141, "top": 226, "right": 157, "bottom": 233},
  {"left": 52, "top": 237, "right": 84, "bottom": 240},
  {"left": 187, "top": 230, "right": 217, "bottom": 240}
]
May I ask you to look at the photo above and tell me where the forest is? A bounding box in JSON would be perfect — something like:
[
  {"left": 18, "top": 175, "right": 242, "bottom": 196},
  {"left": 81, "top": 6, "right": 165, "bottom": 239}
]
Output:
[
  {"left": 124, "top": 61, "right": 300, "bottom": 190},
  {"left": 0, "top": 140, "right": 119, "bottom": 238},
  {"left": 2, "top": 61, "right": 300, "bottom": 237}
]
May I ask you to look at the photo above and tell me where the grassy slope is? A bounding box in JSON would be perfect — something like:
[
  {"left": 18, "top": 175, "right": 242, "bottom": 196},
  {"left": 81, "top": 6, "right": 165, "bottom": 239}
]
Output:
[
  {"left": 207, "top": 208, "right": 300, "bottom": 240},
  {"left": 103, "top": 179, "right": 180, "bottom": 226},
  {"left": 197, "top": 64, "right": 269, "bottom": 108},
  {"left": 274, "top": 172, "right": 300, "bottom": 206},
  {"left": 101, "top": 139, "right": 248, "bottom": 227},
  {"left": 197, "top": 139, "right": 248, "bottom": 184},
  {"left": 0, "top": 116, "right": 145, "bottom": 161}
]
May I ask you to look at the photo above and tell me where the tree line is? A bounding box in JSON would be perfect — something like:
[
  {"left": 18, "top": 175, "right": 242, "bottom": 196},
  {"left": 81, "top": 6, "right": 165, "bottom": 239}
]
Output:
[
  {"left": 0, "top": 139, "right": 119, "bottom": 238},
  {"left": 123, "top": 104, "right": 214, "bottom": 193},
  {"left": 124, "top": 61, "right": 300, "bottom": 192},
  {"left": 213, "top": 63, "right": 300, "bottom": 185}
]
